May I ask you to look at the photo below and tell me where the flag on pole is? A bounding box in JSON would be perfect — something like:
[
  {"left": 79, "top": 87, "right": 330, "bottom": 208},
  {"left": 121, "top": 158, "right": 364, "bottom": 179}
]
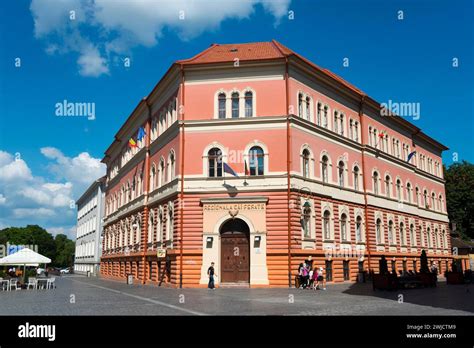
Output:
[
  {"left": 407, "top": 151, "right": 416, "bottom": 163},
  {"left": 223, "top": 163, "right": 239, "bottom": 177},
  {"left": 128, "top": 138, "right": 137, "bottom": 148},
  {"left": 137, "top": 126, "right": 146, "bottom": 141}
]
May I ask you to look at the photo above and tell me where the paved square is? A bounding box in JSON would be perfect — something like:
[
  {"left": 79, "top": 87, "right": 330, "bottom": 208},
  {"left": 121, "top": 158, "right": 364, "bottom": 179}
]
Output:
[{"left": 0, "top": 275, "right": 472, "bottom": 316}]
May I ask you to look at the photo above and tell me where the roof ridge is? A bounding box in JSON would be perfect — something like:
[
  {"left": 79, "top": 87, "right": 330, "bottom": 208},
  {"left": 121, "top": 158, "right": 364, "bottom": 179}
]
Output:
[
  {"left": 270, "top": 39, "right": 289, "bottom": 57},
  {"left": 176, "top": 43, "right": 219, "bottom": 64}
]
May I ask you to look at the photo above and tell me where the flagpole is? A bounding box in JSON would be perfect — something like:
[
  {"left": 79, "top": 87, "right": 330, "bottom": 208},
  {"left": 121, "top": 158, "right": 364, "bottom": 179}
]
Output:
[{"left": 223, "top": 161, "right": 226, "bottom": 185}]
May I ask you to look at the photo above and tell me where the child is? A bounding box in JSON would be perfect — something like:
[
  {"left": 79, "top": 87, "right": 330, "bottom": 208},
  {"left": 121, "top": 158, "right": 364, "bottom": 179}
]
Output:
[
  {"left": 318, "top": 267, "right": 326, "bottom": 290},
  {"left": 312, "top": 268, "right": 319, "bottom": 290},
  {"left": 308, "top": 268, "right": 314, "bottom": 289}
]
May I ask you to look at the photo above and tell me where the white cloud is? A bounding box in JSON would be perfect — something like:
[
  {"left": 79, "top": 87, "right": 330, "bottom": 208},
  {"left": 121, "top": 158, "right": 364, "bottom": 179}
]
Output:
[
  {"left": 0, "top": 151, "right": 33, "bottom": 182},
  {"left": 0, "top": 148, "right": 104, "bottom": 234},
  {"left": 13, "top": 208, "right": 56, "bottom": 218},
  {"left": 40, "top": 146, "right": 105, "bottom": 189},
  {"left": 47, "top": 226, "right": 77, "bottom": 240},
  {"left": 77, "top": 45, "right": 109, "bottom": 77},
  {"left": 30, "top": 0, "right": 292, "bottom": 77}
]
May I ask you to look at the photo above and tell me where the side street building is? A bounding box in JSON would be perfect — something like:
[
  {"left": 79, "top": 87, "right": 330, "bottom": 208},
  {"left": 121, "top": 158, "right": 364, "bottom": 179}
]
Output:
[
  {"left": 100, "top": 41, "right": 451, "bottom": 287},
  {"left": 74, "top": 176, "right": 106, "bottom": 276}
]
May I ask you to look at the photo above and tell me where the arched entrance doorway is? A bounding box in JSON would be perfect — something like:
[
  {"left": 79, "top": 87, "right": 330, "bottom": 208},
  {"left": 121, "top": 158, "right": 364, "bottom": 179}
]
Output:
[{"left": 220, "top": 218, "right": 250, "bottom": 283}]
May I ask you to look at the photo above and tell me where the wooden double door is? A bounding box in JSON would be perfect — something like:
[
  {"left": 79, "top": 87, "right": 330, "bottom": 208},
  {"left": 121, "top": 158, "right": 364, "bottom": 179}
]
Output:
[{"left": 220, "top": 219, "right": 250, "bottom": 283}]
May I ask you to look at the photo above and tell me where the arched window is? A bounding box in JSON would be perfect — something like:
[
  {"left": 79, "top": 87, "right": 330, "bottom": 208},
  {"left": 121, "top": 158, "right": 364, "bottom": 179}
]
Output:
[
  {"left": 396, "top": 179, "right": 401, "bottom": 201},
  {"left": 355, "top": 216, "right": 362, "bottom": 242},
  {"left": 231, "top": 92, "right": 239, "bottom": 118},
  {"left": 169, "top": 151, "right": 175, "bottom": 181},
  {"left": 208, "top": 148, "right": 223, "bottom": 177},
  {"left": 323, "top": 106, "right": 328, "bottom": 128},
  {"left": 148, "top": 211, "right": 154, "bottom": 244},
  {"left": 406, "top": 183, "right": 411, "bottom": 203},
  {"left": 368, "top": 127, "right": 372, "bottom": 146},
  {"left": 439, "top": 194, "right": 443, "bottom": 212},
  {"left": 410, "top": 224, "right": 415, "bottom": 246},
  {"left": 159, "top": 158, "right": 165, "bottom": 187},
  {"left": 127, "top": 181, "right": 131, "bottom": 202},
  {"left": 376, "top": 218, "right": 382, "bottom": 244},
  {"left": 317, "top": 102, "right": 322, "bottom": 126},
  {"left": 166, "top": 204, "right": 174, "bottom": 242},
  {"left": 157, "top": 207, "right": 163, "bottom": 242},
  {"left": 322, "top": 156, "right": 329, "bottom": 183},
  {"left": 423, "top": 190, "right": 428, "bottom": 208},
  {"left": 302, "top": 149, "right": 310, "bottom": 178},
  {"left": 431, "top": 193, "right": 436, "bottom": 211},
  {"left": 323, "top": 210, "right": 331, "bottom": 240},
  {"left": 249, "top": 146, "right": 264, "bottom": 176},
  {"left": 400, "top": 222, "right": 405, "bottom": 245},
  {"left": 353, "top": 166, "right": 359, "bottom": 191},
  {"left": 150, "top": 164, "right": 156, "bottom": 191},
  {"left": 373, "top": 172, "right": 379, "bottom": 195},
  {"left": 340, "top": 213, "right": 348, "bottom": 241},
  {"left": 388, "top": 220, "right": 394, "bottom": 245},
  {"left": 427, "top": 227, "right": 431, "bottom": 247},
  {"left": 298, "top": 93, "right": 304, "bottom": 117},
  {"left": 385, "top": 175, "right": 391, "bottom": 198},
  {"left": 305, "top": 96, "right": 311, "bottom": 120},
  {"left": 131, "top": 177, "right": 136, "bottom": 200},
  {"left": 415, "top": 187, "right": 420, "bottom": 206},
  {"left": 301, "top": 202, "right": 311, "bottom": 238},
  {"left": 244, "top": 91, "right": 253, "bottom": 117},
  {"left": 218, "top": 93, "right": 226, "bottom": 118},
  {"left": 354, "top": 121, "right": 359, "bottom": 141},
  {"left": 435, "top": 228, "right": 440, "bottom": 248},
  {"left": 338, "top": 161, "right": 345, "bottom": 187},
  {"left": 339, "top": 114, "right": 344, "bottom": 136},
  {"left": 334, "top": 111, "right": 339, "bottom": 134}
]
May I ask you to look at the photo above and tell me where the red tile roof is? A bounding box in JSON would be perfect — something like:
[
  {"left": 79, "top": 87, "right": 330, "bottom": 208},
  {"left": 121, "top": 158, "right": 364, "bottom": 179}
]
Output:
[
  {"left": 177, "top": 41, "right": 285, "bottom": 64},
  {"left": 177, "top": 40, "right": 364, "bottom": 95}
]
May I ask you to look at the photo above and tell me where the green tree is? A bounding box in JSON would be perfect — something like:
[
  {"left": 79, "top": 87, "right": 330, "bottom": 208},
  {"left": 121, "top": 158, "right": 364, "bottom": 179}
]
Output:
[
  {"left": 0, "top": 225, "right": 56, "bottom": 260},
  {"left": 444, "top": 161, "right": 474, "bottom": 240},
  {"left": 54, "top": 234, "right": 75, "bottom": 267},
  {"left": 0, "top": 225, "right": 76, "bottom": 267}
]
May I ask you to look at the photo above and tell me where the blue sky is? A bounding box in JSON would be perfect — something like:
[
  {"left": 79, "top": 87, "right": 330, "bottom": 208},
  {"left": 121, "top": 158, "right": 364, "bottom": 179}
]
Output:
[{"left": 0, "top": 0, "right": 472, "bottom": 238}]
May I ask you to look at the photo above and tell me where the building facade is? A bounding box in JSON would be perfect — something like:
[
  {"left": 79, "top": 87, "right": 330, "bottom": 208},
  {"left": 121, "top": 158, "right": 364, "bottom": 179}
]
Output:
[
  {"left": 100, "top": 41, "right": 451, "bottom": 287},
  {"left": 74, "top": 177, "right": 106, "bottom": 276}
]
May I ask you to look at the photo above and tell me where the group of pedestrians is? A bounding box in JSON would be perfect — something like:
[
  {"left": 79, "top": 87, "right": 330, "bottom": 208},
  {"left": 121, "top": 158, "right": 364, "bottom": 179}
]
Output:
[{"left": 298, "top": 259, "right": 326, "bottom": 290}]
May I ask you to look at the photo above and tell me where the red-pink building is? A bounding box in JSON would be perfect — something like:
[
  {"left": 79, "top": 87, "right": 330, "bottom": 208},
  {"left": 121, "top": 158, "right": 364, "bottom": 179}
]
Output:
[{"left": 100, "top": 41, "right": 451, "bottom": 287}]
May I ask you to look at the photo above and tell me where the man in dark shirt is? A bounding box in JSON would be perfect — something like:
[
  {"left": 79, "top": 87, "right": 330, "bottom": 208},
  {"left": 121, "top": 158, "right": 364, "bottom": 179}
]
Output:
[{"left": 207, "top": 262, "right": 216, "bottom": 289}]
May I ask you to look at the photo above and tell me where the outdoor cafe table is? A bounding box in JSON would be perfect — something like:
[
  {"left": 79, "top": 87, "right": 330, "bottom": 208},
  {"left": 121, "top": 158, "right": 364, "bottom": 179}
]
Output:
[{"left": 37, "top": 278, "right": 49, "bottom": 289}]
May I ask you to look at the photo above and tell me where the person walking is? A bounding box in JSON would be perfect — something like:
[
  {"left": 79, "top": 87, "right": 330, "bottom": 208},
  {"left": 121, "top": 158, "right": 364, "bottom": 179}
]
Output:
[{"left": 207, "top": 262, "right": 216, "bottom": 290}]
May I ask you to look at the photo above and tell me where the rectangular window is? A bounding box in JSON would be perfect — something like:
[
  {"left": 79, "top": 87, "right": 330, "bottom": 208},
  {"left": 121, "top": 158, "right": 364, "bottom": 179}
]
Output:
[
  {"left": 403, "top": 260, "right": 407, "bottom": 272},
  {"left": 325, "top": 260, "right": 333, "bottom": 282},
  {"left": 391, "top": 260, "right": 396, "bottom": 272},
  {"left": 149, "top": 261, "right": 153, "bottom": 280},
  {"left": 343, "top": 260, "right": 350, "bottom": 281},
  {"left": 413, "top": 260, "right": 417, "bottom": 272}
]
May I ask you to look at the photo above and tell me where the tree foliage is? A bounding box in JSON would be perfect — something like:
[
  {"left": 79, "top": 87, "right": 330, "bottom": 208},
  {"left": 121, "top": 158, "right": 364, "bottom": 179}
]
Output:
[
  {"left": 0, "top": 225, "right": 75, "bottom": 267},
  {"left": 444, "top": 161, "right": 474, "bottom": 240}
]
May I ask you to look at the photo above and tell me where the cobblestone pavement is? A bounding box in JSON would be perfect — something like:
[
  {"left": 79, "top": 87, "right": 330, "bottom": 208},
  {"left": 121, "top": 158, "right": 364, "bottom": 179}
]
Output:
[{"left": 0, "top": 275, "right": 472, "bottom": 316}]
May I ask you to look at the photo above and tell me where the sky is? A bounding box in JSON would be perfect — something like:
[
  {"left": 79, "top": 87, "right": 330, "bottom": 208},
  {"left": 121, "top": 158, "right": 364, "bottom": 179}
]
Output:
[{"left": 0, "top": 0, "right": 472, "bottom": 239}]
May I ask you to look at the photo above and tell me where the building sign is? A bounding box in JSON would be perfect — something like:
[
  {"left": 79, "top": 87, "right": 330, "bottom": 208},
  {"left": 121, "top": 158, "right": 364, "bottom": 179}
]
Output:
[
  {"left": 157, "top": 248, "right": 166, "bottom": 258},
  {"left": 203, "top": 203, "right": 265, "bottom": 211}
]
